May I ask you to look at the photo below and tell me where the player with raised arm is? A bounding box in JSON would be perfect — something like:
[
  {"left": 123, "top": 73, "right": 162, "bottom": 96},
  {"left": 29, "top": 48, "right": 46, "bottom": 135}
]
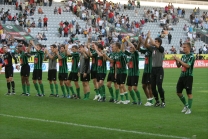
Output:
[
  {"left": 145, "top": 31, "right": 165, "bottom": 107},
  {"left": 88, "top": 44, "right": 100, "bottom": 100},
  {"left": 122, "top": 37, "right": 142, "bottom": 105},
  {"left": 78, "top": 45, "right": 91, "bottom": 100},
  {"left": 17, "top": 43, "right": 32, "bottom": 96},
  {"left": 44, "top": 45, "right": 59, "bottom": 97},
  {"left": 0, "top": 45, "right": 18, "bottom": 95},
  {"left": 173, "top": 42, "right": 195, "bottom": 114},
  {"left": 66, "top": 45, "right": 81, "bottom": 99},
  {"left": 55, "top": 45, "right": 68, "bottom": 97},
  {"left": 103, "top": 46, "right": 119, "bottom": 103},
  {"left": 140, "top": 36, "right": 154, "bottom": 106},
  {"left": 113, "top": 42, "right": 128, "bottom": 104},
  {"left": 94, "top": 43, "right": 107, "bottom": 102},
  {"left": 30, "top": 40, "right": 45, "bottom": 97}
]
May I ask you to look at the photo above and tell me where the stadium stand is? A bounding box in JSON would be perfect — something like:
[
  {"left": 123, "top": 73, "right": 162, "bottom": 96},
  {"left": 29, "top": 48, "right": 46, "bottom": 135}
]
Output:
[{"left": 0, "top": 0, "right": 208, "bottom": 54}]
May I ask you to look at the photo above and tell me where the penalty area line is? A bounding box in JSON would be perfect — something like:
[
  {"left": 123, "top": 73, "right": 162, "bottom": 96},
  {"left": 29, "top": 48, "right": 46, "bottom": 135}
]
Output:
[{"left": 0, "top": 113, "right": 189, "bottom": 139}]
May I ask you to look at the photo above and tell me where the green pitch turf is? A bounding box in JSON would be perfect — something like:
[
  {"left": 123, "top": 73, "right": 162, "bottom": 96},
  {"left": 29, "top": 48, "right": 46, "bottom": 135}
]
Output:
[{"left": 0, "top": 68, "right": 207, "bottom": 139}]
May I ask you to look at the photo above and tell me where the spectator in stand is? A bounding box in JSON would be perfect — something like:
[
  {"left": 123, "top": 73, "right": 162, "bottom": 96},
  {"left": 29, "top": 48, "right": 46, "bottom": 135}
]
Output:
[
  {"left": 63, "top": 26, "right": 69, "bottom": 37},
  {"left": 36, "top": 32, "right": 42, "bottom": 40},
  {"left": 204, "top": 21, "right": 208, "bottom": 29},
  {"left": 190, "top": 13, "right": 194, "bottom": 24},
  {"left": 54, "top": 7, "right": 58, "bottom": 14},
  {"left": 183, "top": 24, "right": 188, "bottom": 31},
  {"left": 38, "top": 7, "right": 44, "bottom": 14},
  {"left": 7, "top": 13, "right": 12, "bottom": 21},
  {"left": 49, "top": 0, "right": 52, "bottom": 7},
  {"left": 199, "top": 46, "right": 203, "bottom": 54},
  {"left": 58, "top": 25, "right": 63, "bottom": 37},
  {"left": 202, "top": 45, "right": 207, "bottom": 54},
  {"left": 58, "top": 7, "right": 62, "bottom": 15},
  {"left": 59, "top": 21, "right": 64, "bottom": 28},
  {"left": 177, "top": 7, "right": 182, "bottom": 17},
  {"left": 192, "top": 46, "right": 196, "bottom": 54},
  {"left": 44, "top": 0, "right": 48, "bottom": 6},
  {"left": 31, "top": 21, "right": 36, "bottom": 27},
  {"left": 182, "top": 9, "right": 185, "bottom": 18},
  {"left": 42, "top": 32, "right": 47, "bottom": 40},
  {"left": 137, "top": 0, "right": 140, "bottom": 8},
  {"left": 179, "top": 46, "right": 183, "bottom": 54},
  {"left": 194, "top": 16, "right": 199, "bottom": 28},
  {"left": 43, "top": 15, "right": 48, "bottom": 31},
  {"left": 168, "top": 32, "right": 172, "bottom": 44},
  {"left": 170, "top": 46, "right": 176, "bottom": 54},
  {"left": 26, "top": 20, "right": 31, "bottom": 27},
  {"left": 39, "top": 0, "right": 43, "bottom": 6},
  {"left": 98, "top": 19, "right": 103, "bottom": 30},
  {"left": 63, "top": 6, "right": 69, "bottom": 12},
  {"left": 83, "top": 29, "right": 88, "bottom": 38},
  {"left": 189, "top": 26, "right": 193, "bottom": 33},
  {"left": 64, "top": 20, "right": 69, "bottom": 26},
  {"left": 108, "top": 10, "right": 114, "bottom": 23},
  {"left": 1, "top": 32, "right": 6, "bottom": 43},
  {"left": 75, "top": 22, "right": 80, "bottom": 34},
  {"left": 180, "top": 39, "right": 183, "bottom": 47},
  {"left": 27, "top": 27, "right": 31, "bottom": 33},
  {"left": 38, "top": 17, "right": 42, "bottom": 28}
]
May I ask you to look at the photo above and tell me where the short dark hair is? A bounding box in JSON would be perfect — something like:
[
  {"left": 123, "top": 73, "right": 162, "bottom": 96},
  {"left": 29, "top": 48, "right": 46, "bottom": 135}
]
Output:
[
  {"left": 60, "top": 44, "right": 65, "bottom": 49},
  {"left": 51, "top": 44, "right": 57, "bottom": 48},
  {"left": 183, "top": 42, "right": 191, "bottom": 48},
  {"left": 72, "top": 45, "right": 78, "bottom": 49},
  {"left": 79, "top": 44, "right": 84, "bottom": 48},
  {"left": 97, "top": 44, "right": 103, "bottom": 50},
  {"left": 37, "top": 44, "right": 43, "bottom": 48},
  {"left": 115, "top": 42, "right": 121, "bottom": 49},
  {"left": 155, "top": 38, "right": 162, "bottom": 46}
]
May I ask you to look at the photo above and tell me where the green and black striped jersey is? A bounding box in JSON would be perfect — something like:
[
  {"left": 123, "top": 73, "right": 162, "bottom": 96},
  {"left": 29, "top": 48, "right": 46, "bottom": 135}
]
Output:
[
  {"left": 180, "top": 53, "right": 195, "bottom": 77},
  {"left": 90, "top": 49, "right": 98, "bottom": 72},
  {"left": 70, "top": 52, "right": 79, "bottom": 73},
  {"left": 19, "top": 51, "right": 30, "bottom": 66},
  {"left": 31, "top": 50, "right": 44, "bottom": 70},
  {"left": 107, "top": 52, "right": 116, "bottom": 74},
  {"left": 125, "top": 50, "right": 139, "bottom": 76},
  {"left": 59, "top": 52, "right": 68, "bottom": 74},
  {"left": 97, "top": 55, "right": 107, "bottom": 74},
  {"left": 140, "top": 48, "right": 152, "bottom": 73},
  {"left": 114, "top": 51, "right": 127, "bottom": 74}
]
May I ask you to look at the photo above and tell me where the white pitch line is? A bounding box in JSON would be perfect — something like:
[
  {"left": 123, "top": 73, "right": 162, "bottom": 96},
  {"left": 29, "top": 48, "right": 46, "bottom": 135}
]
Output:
[{"left": 0, "top": 113, "right": 189, "bottom": 139}]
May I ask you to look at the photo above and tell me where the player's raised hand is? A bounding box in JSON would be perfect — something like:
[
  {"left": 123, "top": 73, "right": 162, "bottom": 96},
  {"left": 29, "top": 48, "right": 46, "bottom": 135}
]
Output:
[
  {"left": 29, "top": 40, "right": 34, "bottom": 44},
  {"left": 147, "top": 31, "right": 151, "bottom": 38},
  {"left": 173, "top": 55, "right": 180, "bottom": 61},
  {"left": 44, "top": 48, "right": 48, "bottom": 53},
  {"left": 139, "top": 35, "right": 142, "bottom": 41}
]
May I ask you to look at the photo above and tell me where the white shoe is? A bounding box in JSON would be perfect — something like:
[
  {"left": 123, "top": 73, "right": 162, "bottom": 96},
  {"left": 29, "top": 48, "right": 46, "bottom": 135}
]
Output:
[
  {"left": 181, "top": 106, "right": 188, "bottom": 113},
  {"left": 144, "top": 102, "right": 153, "bottom": 106},
  {"left": 117, "top": 100, "right": 127, "bottom": 104},
  {"left": 93, "top": 95, "right": 99, "bottom": 100},
  {"left": 185, "top": 108, "right": 191, "bottom": 114},
  {"left": 125, "top": 100, "right": 130, "bottom": 104}
]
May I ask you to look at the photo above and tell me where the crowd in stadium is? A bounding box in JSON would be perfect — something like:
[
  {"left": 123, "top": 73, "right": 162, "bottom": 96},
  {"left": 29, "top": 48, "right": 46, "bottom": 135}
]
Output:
[{"left": 0, "top": 0, "right": 208, "bottom": 115}]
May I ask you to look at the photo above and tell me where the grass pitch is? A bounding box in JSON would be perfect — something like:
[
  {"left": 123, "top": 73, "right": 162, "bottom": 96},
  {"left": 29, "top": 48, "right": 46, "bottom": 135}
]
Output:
[{"left": 0, "top": 68, "right": 208, "bottom": 139}]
